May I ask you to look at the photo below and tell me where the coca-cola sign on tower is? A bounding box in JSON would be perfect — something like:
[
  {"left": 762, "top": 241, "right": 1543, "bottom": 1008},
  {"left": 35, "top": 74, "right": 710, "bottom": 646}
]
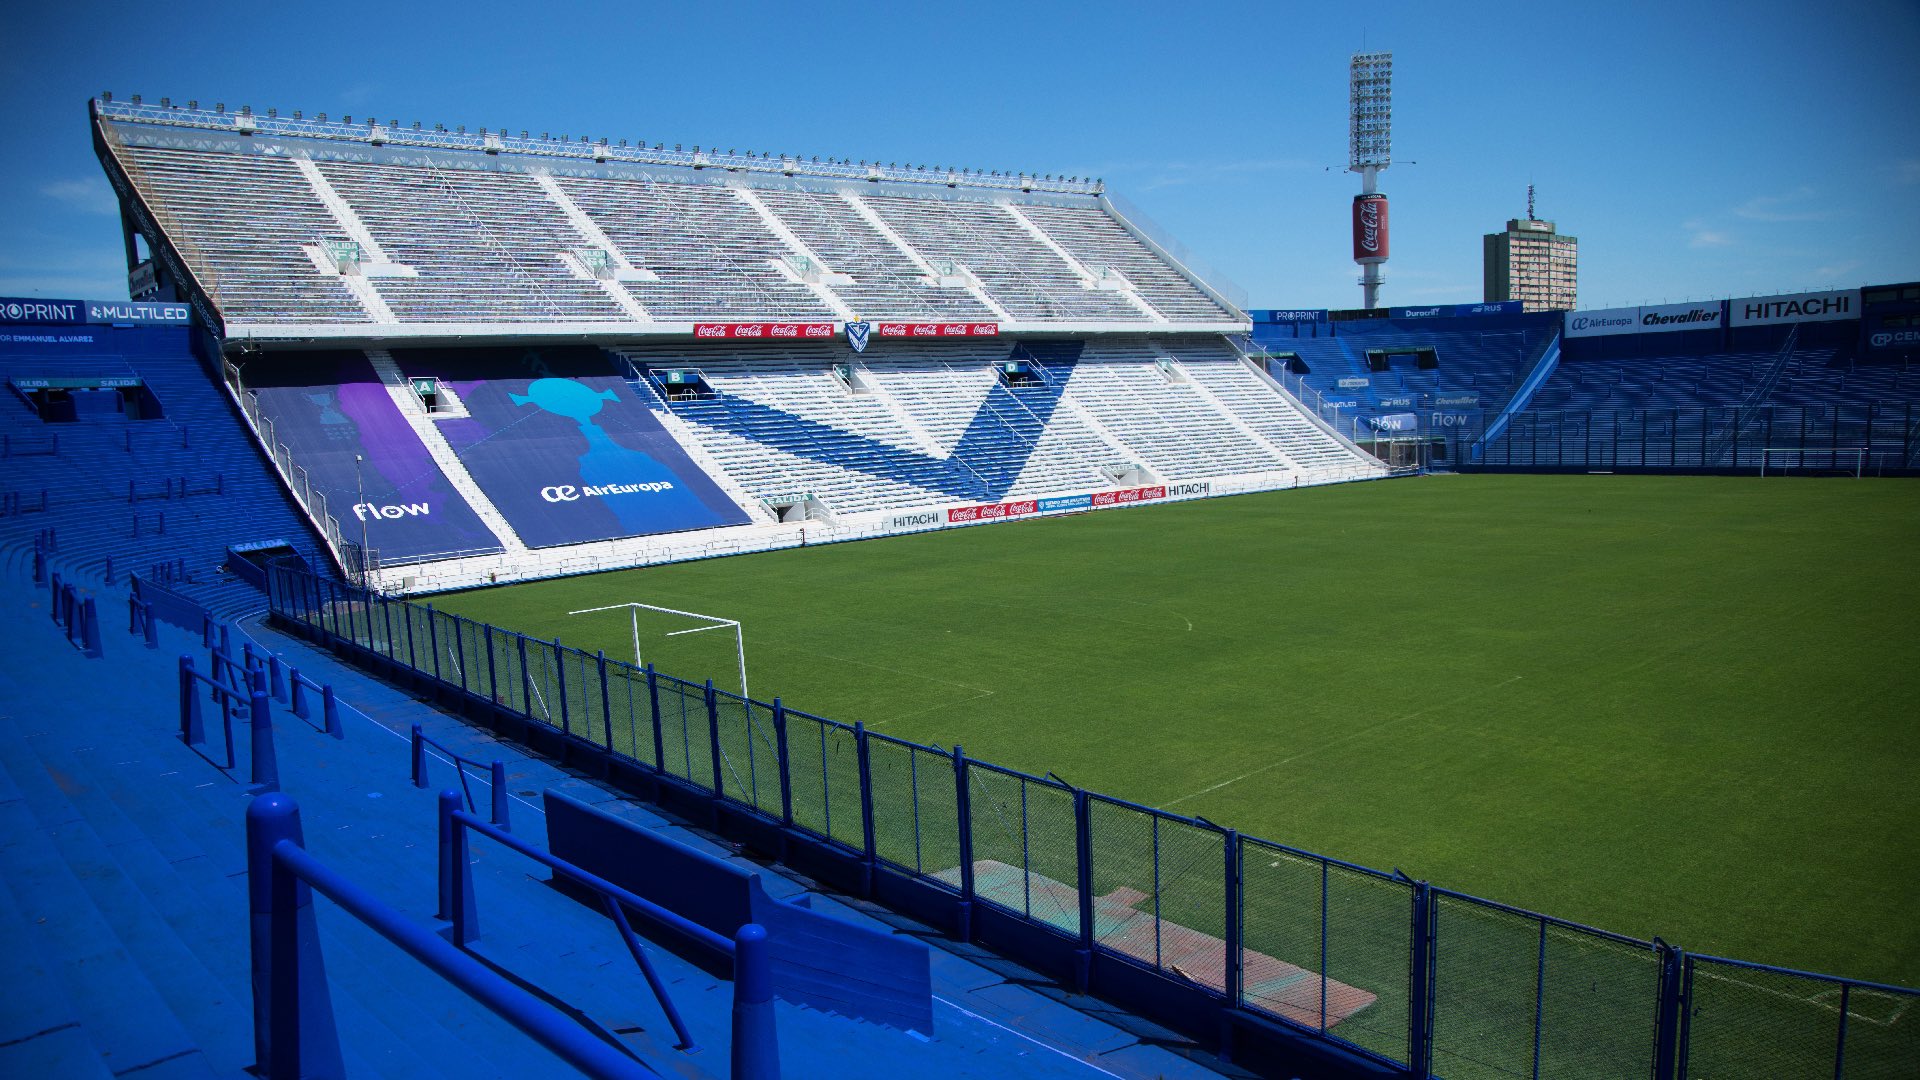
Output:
[{"left": 1352, "top": 194, "right": 1389, "bottom": 264}]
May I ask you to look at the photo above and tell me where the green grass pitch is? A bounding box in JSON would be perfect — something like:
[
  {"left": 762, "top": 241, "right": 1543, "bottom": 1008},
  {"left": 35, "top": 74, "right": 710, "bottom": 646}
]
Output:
[{"left": 438, "top": 474, "right": 1920, "bottom": 987}]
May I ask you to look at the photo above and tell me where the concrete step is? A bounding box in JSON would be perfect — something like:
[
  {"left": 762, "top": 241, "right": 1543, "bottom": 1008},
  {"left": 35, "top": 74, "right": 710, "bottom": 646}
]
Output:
[{"left": 0, "top": 732, "right": 223, "bottom": 1078}]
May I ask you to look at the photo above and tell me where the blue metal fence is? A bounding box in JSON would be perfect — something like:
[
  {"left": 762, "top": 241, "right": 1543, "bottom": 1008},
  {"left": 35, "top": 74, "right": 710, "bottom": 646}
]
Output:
[{"left": 263, "top": 562, "right": 1919, "bottom": 1078}]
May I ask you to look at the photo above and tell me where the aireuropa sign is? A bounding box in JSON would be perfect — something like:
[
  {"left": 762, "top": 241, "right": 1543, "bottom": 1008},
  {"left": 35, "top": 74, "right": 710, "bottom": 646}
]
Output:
[
  {"left": 1728, "top": 289, "right": 1859, "bottom": 328},
  {"left": 1564, "top": 306, "right": 1638, "bottom": 338},
  {"left": 1564, "top": 302, "right": 1722, "bottom": 338},
  {"left": 0, "top": 296, "right": 191, "bottom": 326}
]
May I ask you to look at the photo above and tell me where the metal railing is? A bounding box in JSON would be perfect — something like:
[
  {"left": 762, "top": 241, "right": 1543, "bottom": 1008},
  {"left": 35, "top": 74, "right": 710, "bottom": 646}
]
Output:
[
  {"left": 98, "top": 96, "right": 1101, "bottom": 196},
  {"left": 411, "top": 724, "right": 510, "bottom": 829},
  {"left": 1472, "top": 403, "right": 1916, "bottom": 473},
  {"left": 244, "top": 793, "right": 672, "bottom": 1079},
  {"left": 266, "top": 561, "right": 1920, "bottom": 1077},
  {"left": 433, "top": 792, "right": 776, "bottom": 1061}
]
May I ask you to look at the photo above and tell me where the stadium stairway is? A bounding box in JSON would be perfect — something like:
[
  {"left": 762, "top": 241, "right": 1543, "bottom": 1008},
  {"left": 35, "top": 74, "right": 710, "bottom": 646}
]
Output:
[{"left": 0, "top": 553, "right": 1235, "bottom": 1079}]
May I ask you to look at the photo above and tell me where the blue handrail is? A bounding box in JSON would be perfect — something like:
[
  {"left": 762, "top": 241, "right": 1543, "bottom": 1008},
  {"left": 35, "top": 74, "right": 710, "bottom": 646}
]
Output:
[
  {"left": 286, "top": 668, "right": 342, "bottom": 738},
  {"left": 412, "top": 724, "right": 509, "bottom": 828},
  {"left": 247, "top": 793, "right": 663, "bottom": 1079},
  {"left": 438, "top": 791, "right": 730, "bottom": 1056},
  {"left": 178, "top": 653, "right": 277, "bottom": 791}
]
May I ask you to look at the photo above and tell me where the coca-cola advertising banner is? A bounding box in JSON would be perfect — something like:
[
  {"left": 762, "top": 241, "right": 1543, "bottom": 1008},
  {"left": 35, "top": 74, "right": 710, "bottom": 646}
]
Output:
[
  {"left": 692, "top": 323, "right": 836, "bottom": 340},
  {"left": 1352, "top": 194, "right": 1389, "bottom": 264},
  {"left": 874, "top": 323, "right": 1000, "bottom": 339},
  {"left": 946, "top": 486, "right": 1165, "bottom": 523}
]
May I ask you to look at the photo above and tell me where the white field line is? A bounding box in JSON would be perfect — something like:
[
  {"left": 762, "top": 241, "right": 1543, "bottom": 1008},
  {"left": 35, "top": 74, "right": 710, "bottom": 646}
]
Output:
[
  {"left": 932, "top": 995, "right": 1130, "bottom": 1078},
  {"left": 1161, "top": 674, "right": 1526, "bottom": 810},
  {"left": 1694, "top": 967, "right": 1913, "bottom": 1028},
  {"left": 790, "top": 647, "right": 997, "bottom": 728}
]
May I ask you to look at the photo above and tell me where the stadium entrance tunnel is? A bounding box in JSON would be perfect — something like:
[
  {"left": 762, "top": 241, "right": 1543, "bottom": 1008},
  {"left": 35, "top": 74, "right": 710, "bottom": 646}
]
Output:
[
  {"left": 1365, "top": 346, "right": 1439, "bottom": 372},
  {"left": 763, "top": 493, "right": 830, "bottom": 523},
  {"left": 649, "top": 368, "right": 715, "bottom": 401},
  {"left": 227, "top": 541, "right": 310, "bottom": 590},
  {"left": 9, "top": 376, "right": 163, "bottom": 422},
  {"left": 995, "top": 359, "right": 1046, "bottom": 389}
]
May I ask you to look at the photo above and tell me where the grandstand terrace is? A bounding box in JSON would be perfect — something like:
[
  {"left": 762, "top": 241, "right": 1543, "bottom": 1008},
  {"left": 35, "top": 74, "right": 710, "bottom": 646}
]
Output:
[
  {"left": 90, "top": 94, "right": 1385, "bottom": 591},
  {"left": 93, "top": 97, "right": 1246, "bottom": 340}
]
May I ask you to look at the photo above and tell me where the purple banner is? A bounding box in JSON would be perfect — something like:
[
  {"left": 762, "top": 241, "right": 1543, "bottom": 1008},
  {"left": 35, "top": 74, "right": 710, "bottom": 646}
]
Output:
[{"left": 249, "top": 352, "right": 503, "bottom": 562}]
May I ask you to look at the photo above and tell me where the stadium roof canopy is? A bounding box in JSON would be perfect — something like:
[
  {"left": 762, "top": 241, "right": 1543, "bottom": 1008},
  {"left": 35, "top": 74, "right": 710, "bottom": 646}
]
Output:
[{"left": 92, "top": 96, "right": 1248, "bottom": 345}]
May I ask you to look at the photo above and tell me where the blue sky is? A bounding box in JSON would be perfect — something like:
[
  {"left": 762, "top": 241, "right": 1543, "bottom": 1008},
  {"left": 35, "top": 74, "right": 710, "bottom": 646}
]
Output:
[{"left": 2, "top": 0, "right": 1916, "bottom": 310}]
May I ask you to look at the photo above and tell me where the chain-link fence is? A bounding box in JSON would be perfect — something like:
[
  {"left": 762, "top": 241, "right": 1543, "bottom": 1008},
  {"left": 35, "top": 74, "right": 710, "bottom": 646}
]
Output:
[
  {"left": 1682, "top": 955, "right": 1919, "bottom": 1080},
  {"left": 783, "top": 709, "right": 863, "bottom": 850},
  {"left": 1428, "top": 890, "right": 1662, "bottom": 1079},
  {"left": 712, "top": 689, "right": 782, "bottom": 816},
  {"left": 557, "top": 645, "right": 602, "bottom": 745},
  {"left": 264, "top": 562, "right": 1920, "bottom": 1078},
  {"left": 866, "top": 734, "right": 961, "bottom": 886},
  {"left": 654, "top": 673, "right": 713, "bottom": 790},
  {"left": 603, "top": 663, "right": 655, "bottom": 767},
  {"left": 1086, "top": 795, "right": 1227, "bottom": 991},
  {"left": 965, "top": 763, "right": 1078, "bottom": 935},
  {"left": 1238, "top": 836, "right": 1412, "bottom": 1066},
  {"left": 1476, "top": 403, "right": 1917, "bottom": 473}
]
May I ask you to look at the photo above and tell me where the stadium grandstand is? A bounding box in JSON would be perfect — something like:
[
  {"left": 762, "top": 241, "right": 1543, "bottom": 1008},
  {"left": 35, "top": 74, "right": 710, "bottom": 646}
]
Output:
[
  {"left": 1248, "top": 286, "right": 1920, "bottom": 475},
  {"left": 87, "top": 94, "right": 1384, "bottom": 592},
  {"left": 0, "top": 91, "right": 1914, "bottom": 1080}
]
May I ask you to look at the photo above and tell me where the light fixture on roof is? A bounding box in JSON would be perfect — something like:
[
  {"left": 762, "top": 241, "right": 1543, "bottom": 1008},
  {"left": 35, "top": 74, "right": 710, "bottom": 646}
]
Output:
[
  {"left": 102, "top": 90, "right": 112, "bottom": 101},
  {"left": 131, "top": 94, "right": 142, "bottom": 104},
  {"left": 188, "top": 100, "right": 198, "bottom": 109}
]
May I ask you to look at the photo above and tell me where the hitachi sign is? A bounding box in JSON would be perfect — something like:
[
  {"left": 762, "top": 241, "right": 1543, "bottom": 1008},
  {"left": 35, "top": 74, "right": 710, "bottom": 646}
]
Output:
[{"left": 1729, "top": 289, "right": 1860, "bottom": 328}]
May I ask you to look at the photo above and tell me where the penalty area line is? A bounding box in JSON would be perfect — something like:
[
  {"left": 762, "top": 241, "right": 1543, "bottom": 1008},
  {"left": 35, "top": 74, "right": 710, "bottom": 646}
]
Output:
[{"left": 1160, "top": 674, "right": 1525, "bottom": 810}]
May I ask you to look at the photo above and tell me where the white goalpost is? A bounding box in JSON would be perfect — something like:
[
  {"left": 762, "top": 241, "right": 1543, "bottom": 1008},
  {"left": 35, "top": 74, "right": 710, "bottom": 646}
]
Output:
[{"left": 566, "top": 601, "right": 750, "bottom": 701}]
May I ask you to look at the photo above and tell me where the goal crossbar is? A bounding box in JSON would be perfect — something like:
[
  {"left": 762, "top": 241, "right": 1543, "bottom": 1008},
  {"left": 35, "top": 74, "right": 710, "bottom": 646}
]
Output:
[{"left": 566, "top": 601, "right": 749, "bottom": 700}]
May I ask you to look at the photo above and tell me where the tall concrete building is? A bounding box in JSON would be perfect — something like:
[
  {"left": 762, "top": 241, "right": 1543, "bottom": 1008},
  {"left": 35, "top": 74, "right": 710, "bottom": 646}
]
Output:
[{"left": 1484, "top": 212, "right": 1578, "bottom": 312}]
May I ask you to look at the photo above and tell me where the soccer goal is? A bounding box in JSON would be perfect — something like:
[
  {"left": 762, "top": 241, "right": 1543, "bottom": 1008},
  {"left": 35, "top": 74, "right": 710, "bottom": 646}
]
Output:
[
  {"left": 1758, "top": 447, "right": 1868, "bottom": 477},
  {"left": 566, "top": 601, "right": 750, "bottom": 701}
]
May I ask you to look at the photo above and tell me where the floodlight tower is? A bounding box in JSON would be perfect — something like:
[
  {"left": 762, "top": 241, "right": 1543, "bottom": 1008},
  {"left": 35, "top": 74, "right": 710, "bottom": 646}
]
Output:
[{"left": 1348, "top": 51, "right": 1393, "bottom": 309}]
